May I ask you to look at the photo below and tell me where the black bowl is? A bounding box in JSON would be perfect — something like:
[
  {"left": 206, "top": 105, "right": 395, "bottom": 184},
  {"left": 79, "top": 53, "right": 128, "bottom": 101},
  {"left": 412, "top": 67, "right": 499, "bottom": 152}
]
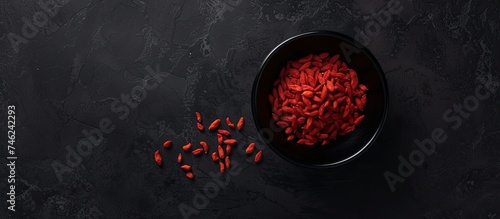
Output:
[{"left": 251, "top": 31, "right": 388, "bottom": 168}]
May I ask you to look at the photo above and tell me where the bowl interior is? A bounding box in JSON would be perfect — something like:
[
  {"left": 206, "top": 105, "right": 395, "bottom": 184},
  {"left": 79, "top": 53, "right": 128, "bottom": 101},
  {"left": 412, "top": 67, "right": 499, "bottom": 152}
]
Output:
[{"left": 252, "top": 31, "right": 387, "bottom": 167}]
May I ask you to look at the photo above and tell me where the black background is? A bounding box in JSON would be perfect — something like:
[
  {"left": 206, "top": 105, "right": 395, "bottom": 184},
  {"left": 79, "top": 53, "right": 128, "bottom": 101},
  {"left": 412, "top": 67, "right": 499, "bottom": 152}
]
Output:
[{"left": 1, "top": 0, "right": 499, "bottom": 218}]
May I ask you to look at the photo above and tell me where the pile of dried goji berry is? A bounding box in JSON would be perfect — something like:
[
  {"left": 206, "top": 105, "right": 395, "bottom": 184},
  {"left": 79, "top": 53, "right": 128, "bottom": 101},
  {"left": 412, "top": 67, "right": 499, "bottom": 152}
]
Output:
[
  {"left": 154, "top": 113, "right": 261, "bottom": 180},
  {"left": 269, "top": 53, "right": 368, "bottom": 146}
]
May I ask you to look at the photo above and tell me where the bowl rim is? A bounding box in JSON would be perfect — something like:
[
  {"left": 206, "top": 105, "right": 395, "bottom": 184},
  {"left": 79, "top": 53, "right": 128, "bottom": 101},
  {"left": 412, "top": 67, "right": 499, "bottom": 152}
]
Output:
[{"left": 251, "top": 30, "right": 389, "bottom": 168}]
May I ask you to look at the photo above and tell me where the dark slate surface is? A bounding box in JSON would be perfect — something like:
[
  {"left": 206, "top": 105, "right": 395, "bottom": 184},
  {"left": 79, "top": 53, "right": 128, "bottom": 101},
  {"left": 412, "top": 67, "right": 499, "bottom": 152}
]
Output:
[{"left": 1, "top": 0, "right": 499, "bottom": 218}]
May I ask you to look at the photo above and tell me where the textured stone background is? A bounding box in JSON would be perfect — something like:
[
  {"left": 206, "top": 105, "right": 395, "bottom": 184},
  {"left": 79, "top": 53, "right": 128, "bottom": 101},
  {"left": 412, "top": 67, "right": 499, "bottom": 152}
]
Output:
[{"left": 0, "top": 0, "right": 499, "bottom": 218}]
